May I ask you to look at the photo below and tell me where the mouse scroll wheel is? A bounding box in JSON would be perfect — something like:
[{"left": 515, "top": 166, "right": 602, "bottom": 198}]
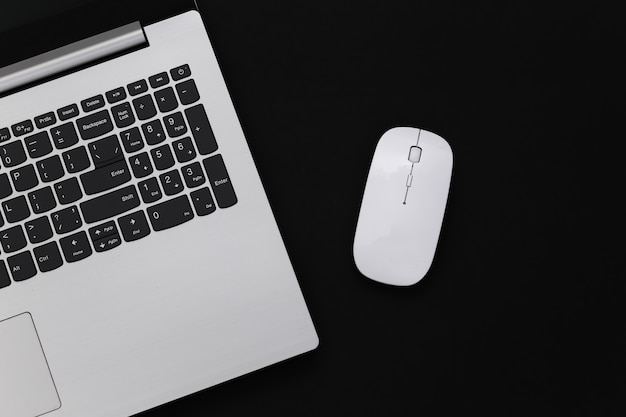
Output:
[{"left": 408, "top": 146, "right": 422, "bottom": 163}]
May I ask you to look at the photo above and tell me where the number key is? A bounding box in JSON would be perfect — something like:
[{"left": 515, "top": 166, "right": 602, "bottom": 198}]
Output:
[
  {"left": 163, "top": 112, "right": 187, "bottom": 138},
  {"left": 138, "top": 177, "right": 162, "bottom": 203},
  {"left": 129, "top": 152, "right": 153, "bottom": 178},
  {"left": 0, "top": 141, "right": 27, "bottom": 167},
  {"left": 159, "top": 169, "right": 184, "bottom": 196},
  {"left": 181, "top": 162, "right": 206, "bottom": 188},
  {"left": 141, "top": 119, "right": 166, "bottom": 145},
  {"left": 150, "top": 145, "right": 175, "bottom": 171},
  {"left": 172, "top": 137, "right": 196, "bottom": 163},
  {"left": 120, "top": 127, "right": 144, "bottom": 153}
]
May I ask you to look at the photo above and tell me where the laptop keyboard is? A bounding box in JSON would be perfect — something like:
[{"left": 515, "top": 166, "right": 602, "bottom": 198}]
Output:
[{"left": 0, "top": 64, "right": 237, "bottom": 287}]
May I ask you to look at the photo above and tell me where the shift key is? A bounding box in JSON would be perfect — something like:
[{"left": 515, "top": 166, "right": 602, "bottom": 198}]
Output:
[{"left": 80, "top": 185, "right": 140, "bottom": 223}]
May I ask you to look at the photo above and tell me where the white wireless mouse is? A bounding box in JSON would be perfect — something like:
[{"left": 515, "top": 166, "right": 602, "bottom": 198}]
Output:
[{"left": 353, "top": 127, "right": 453, "bottom": 286}]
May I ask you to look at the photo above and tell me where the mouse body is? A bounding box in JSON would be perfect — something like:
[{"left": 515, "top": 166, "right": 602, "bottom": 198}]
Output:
[{"left": 353, "top": 127, "right": 453, "bottom": 286}]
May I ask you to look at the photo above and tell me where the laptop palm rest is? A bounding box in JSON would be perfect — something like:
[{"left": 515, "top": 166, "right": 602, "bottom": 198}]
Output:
[{"left": 0, "top": 313, "right": 61, "bottom": 417}]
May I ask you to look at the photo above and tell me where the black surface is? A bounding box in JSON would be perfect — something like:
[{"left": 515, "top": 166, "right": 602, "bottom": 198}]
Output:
[{"left": 3, "top": 1, "right": 626, "bottom": 416}]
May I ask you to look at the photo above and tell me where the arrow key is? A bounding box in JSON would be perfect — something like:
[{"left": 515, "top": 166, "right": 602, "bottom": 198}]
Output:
[
  {"left": 88, "top": 220, "right": 118, "bottom": 242},
  {"left": 118, "top": 210, "right": 150, "bottom": 242},
  {"left": 60, "top": 231, "right": 92, "bottom": 263},
  {"left": 93, "top": 233, "right": 122, "bottom": 253}
]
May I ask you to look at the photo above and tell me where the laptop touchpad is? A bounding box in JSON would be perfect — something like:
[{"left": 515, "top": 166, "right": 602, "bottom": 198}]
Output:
[{"left": 0, "top": 313, "right": 61, "bottom": 417}]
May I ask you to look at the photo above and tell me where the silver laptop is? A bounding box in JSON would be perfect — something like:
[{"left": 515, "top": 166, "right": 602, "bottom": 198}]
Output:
[{"left": 0, "top": 1, "right": 318, "bottom": 416}]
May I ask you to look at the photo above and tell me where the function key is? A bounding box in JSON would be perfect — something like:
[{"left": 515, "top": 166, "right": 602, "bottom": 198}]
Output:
[
  {"left": 106, "top": 87, "right": 127, "bottom": 104},
  {"left": 0, "top": 128, "right": 10, "bottom": 142},
  {"left": 34, "top": 112, "right": 56, "bottom": 129},
  {"left": 81, "top": 94, "right": 105, "bottom": 113},
  {"left": 128, "top": 79, "right": 148, "bottom": 96},
  {"left": 58, "top": 104, "right": 80, "bottom": 121},
  {"left": 171, "top": 64, "right": 191, "bottom": 81},
  {"left": 11, "top": 120, "right": 34, "bottom": 137},
  {"left": 149, "top": 72, "right": 170, "bottom": 88}
]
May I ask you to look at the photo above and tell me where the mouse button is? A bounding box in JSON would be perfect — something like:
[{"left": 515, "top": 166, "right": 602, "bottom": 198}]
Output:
[{"left": 408, "top": 146, "right": 422, "bottom": 163}]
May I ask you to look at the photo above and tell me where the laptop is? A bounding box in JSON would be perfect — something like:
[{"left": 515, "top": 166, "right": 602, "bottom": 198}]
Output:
[{"left": 0, "top": 1, "right": 318, "bottom": 416}]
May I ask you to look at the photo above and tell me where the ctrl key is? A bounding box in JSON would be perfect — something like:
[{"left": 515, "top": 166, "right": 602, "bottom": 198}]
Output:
[
  {"left": 7, "top": 251, "right": 37, "bottom": 281},
  {"left": 33, "top": 241, "right": 63, "bottom": 272},
  {"left": 60, "top": 231, "right": 92, "bottom": 263}
]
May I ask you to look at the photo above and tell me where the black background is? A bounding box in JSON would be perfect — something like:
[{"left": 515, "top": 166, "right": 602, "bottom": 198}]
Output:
[
  {"left": 148, "top": 1, "right": 625, "bottom": 416},
  {"left": 6, "top": 0, "right": 626, "bottom": 416}
]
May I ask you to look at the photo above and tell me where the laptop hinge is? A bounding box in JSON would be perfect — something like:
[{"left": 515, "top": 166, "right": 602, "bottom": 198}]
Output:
[{"left": 0, "top": 22, "right": 146, "bottom": 95}]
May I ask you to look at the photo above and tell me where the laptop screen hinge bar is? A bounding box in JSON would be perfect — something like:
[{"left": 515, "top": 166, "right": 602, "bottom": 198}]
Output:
[{"left": 0, "top": 22, "right": 146, "bottom": 95}]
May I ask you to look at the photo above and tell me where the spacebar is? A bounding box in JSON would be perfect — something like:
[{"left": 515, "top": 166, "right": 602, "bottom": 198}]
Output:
[{"left": 80, "top": 185, "right": 140, "bottom": 224}]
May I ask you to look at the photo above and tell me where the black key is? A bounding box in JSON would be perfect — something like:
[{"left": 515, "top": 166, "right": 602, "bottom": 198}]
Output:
[
  {"left": 0, "top": 261, "right": 10, "bottom": 289},
  {"left": 141, "top": 119, "right": 166, "bottom": 145},
  {"left": 128, "top": 79, "right": 148, "bottom": 96},
  {"left": 1, "top": 140, "right": 27, "bottom": 167},
  {"left": 11, "top": 120, "right": 34, "bottom": 137},
  {"left": 0, "top": 127, "right": 10, "bottom": 142},
  {"left": 80, "top": 185, "right": 140, "bottom": 224},
  {"left": 80, "top": 159, "right": 131, "bottom": 195},
  {"left": 154, "top": 87, "right": 178, "bottom": 113},
  {"left": 36, "top": 155, "right": 65, "bottom": 183},
  {"left": 176, "top": 79, "right": 200, "bottom": 105},
  {"left": 88, "top": 135, "right": 123, "bottom": 168},
  {"left": 118, "top": 210, "right": 151, "bottom": 242},
  {"left": 50, "top": 122, "right": 79, "bottom": 149},
  {"left": 182, "top": 162, "right": 206, "bottom": 188},
  {"left": 51, "top": 205, "right": 82, "bottom": 234},
  {"left": 62, "top": 146, "right": 91, "bottom": 173},
  {"left": 57, "top": 104, "right": 79, "bottom": 121},
  {"left": 172, "top": 137, "right": 196, "bottom": 163},
  {"left": 163, "top": 112, "right": 187, "bottom": 138},
  {"left": 106, "top": 87, "right": 127, "bottom": 104},
  {"left": 185, "top": 105, "right": 218, "bottom": 155},
  {"left": 81, "top": 94, "right": 105, "bottom": 112},
  {"left": 93, "top": 233, "right": 122, "bottom": 252},
  {"left": 151, "top": 145, "right": 175, "bottom": 171},
  {"left": 129, "top": 153, "right": 153, "bottom": 178},
  {"left": 11, "top": 165, "right": 39, "bottom": 191},
  {"left": 54, "top": 177, "right": 83, "bottom": 204},
  {"left": 111, "top": 102, "right": 136, "bottom": 129},
  {"left": 28, "top": 186, "right": 57, "bottom": 214},
  {"left": 33, "top": 241, "right": 63, "bottom": 272},
  {"left": 24, "top": 216, "right": 53, "bottom": 244},
  {"left": 203, "top": 154, "right": 237, "bottom": 208},
  {"left": 24, "top": 131, "right": 53, "bottom": 158},
  {"left": 133, "top": 95, "right": 157, "bottom": 120},
  {"left": 147, "top": 195, "right": 194, "bottom": 231},
  {"left": 159, "top": 169, "right": 184, "bottom": 196},
  {"left": 76, "top": 109, "right": 114, "bottom": 140},
  {"left": 190, "top": 187, "right": 216, "bottom": 216},
  {"left": 34, "top": 112, "right": 56, "bottom": 129},
  {"left": 171, "top": 64, "right": 191, "bottom": 81},
  {"left": 2, "top": 195, "right": 30, "bottom": 223},
  {"left": 60, "top": 231, "right": 92, "bottom": 263},
  {"left": 149, "top": 72, "right": 170, "bottom": 88},
  {"left": 7, "top": 251, "right": 37, "bottom": 281},
  {"left": 0, "top": 225, "right": 27, "bottom": 253},
  {"left": 0, "top": 173, "right": 12, "bottom": 199},
  {"left": 138, "top": 177, "right": 162, "bottom": 203},
  {"left": 88, "top": 220, "right": 118, "bottom": 241},
  {"left": 120, "top": 127, "right": 144, "bottom": 153}
]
